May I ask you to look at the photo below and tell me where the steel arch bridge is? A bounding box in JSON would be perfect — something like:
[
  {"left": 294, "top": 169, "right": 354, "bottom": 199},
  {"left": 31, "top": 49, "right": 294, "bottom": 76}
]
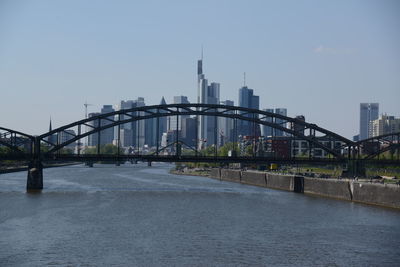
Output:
[{"left": 1, "top": 104, "right": 399, "bottom": 190}]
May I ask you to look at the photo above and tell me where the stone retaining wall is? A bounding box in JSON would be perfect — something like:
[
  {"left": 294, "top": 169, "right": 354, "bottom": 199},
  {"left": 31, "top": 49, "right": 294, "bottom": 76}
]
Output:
[
  {"left": 241, "top": 171, "right": 266, "bottom": 187},
  {"left": 209, "top": 168, "right": 221, "bottom": 180},
  {"left": 303, "top": 178, "right": 352, "bottom": 201},
  {"left": 352, "top": 182, "right": 400, "bottom": 209},
  {"left": 220, "top": 169, "right": 241, "bottom": 182},
  {"left": 205, "top": 168, "right": 400, "bottom": 209},
  {"left": 266, "top": 174, "right": 294, "bottom": 191}
]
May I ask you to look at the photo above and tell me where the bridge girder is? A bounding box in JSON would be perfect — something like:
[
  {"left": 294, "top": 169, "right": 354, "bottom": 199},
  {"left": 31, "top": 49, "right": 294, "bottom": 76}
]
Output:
[
  {"left": 0, "top": 104, "right": 399, "bottom": 162},
  {"left": 38, "top": 104, "right": 355, "bottom": 159},
  {"left": 0, "top": 127, "right": 33, "bottom": 154}
]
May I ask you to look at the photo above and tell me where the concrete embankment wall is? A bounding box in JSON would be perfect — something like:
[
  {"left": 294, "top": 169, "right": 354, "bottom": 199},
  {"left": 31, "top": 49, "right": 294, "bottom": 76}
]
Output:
[
  {"left": 241, "top": 171, "right": 266, "bottom": 187},
  {"left": 303, "top": 178, "right": 352, "bottom": 201},
  {"left": 220, "top": 169, "right": 241, "bottom": 182},
  {"left": 266, "top": 174, "right": 294, "bottom": 191},
  {"left": 209, "top": 168, "right": 400, "bottom": 209},
  {"left": 209, "top": 168, "right": 221, "bottom": 180},
  {"left": 352, "top": 182, "right": 400, "bottom": 209}
]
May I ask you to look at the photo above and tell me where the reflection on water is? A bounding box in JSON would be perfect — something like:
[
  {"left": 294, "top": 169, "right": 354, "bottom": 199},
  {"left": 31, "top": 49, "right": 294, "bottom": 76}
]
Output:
[{"left": 1, "top": 163, "right": 399, "bottom": 266}]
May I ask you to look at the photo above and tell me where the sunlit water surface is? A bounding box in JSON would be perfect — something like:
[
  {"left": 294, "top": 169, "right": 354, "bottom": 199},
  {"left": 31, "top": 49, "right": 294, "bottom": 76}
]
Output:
[{"left": 1, "top": 163, "right": 399, "bottom": 266}]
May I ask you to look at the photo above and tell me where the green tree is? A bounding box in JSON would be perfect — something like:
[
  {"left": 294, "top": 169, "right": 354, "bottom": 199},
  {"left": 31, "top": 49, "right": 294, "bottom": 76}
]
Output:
[{"left": 84, "top": 144, "right": 123, "bottom": 155}]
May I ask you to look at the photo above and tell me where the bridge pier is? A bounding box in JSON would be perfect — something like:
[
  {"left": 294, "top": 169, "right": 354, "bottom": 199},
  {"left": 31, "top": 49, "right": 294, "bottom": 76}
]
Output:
[
  {"left": 26, "top": 160, "right": 43, "bottom": 191},
  {"left": 344, "top": 160, "right": 366, "bottom": 178},
  {"left": 147, "top": 161, "right": 152, "bottom": 167}
]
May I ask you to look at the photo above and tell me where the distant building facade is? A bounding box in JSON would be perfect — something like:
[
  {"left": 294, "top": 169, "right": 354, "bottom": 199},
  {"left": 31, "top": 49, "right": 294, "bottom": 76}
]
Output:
[
  {"left": 370, "top": 115, "right": 400, "bottom": 137},
  {"left": 238, "top": 86, "right": 260, "bottom": 137},
  {"left": 274, "top": 108, "right": 287, "bottom": 137},
  {"left": 359, "top": 103, "right": 379, "bottom": 140},
  {"left": 87, "top": 112, "right": 100, "bottom": 146},
  {"left": 59, "top": 129, "right": 76, "bottom": 149},
  {"left": 261, "top": 108, "right": 274, "bottom": 138},
  {"left": 99, "top": 105, "right": 115, "bottom": 145},
  {"left": 115, "top": 98, "right": 145, "bottom": 148},
  {"left": 197, "top": 56, "right": 220, "bottom": 148},
  {"left": 218, "top": 100, "right": 234, "bottom": 146},
  {"left": 168, "top": 96, "right": 190, "bottom": 131}
]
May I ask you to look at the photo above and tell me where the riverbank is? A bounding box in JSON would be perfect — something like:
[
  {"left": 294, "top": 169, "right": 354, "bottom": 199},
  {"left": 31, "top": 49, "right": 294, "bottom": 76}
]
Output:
[
  {"left": 173, "top": 167, "right": 400, "bottom": 210},
  {"left": 170, "top": 167, "right": 210, "bottom": 177}
]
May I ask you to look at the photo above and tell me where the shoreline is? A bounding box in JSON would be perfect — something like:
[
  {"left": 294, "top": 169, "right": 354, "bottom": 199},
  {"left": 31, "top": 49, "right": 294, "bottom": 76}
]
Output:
[{"left": 171, "top": 167, "right": 400, "bottom": 210}]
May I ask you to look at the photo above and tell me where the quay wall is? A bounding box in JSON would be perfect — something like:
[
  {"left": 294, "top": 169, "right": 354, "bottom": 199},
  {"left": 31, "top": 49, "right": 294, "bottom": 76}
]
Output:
[
  {"left": 209, "top": 168, "right": 221, "bottom": 180},
  {"left": 241, "top": 171, "right": 267, "bottom": 187},
  {"left": 352, "top": 182, "right": 400, "bottom": 209},
  {"left": 208, "top": 168, "right": 400, "bottom": 209},
  {"left": 220, "top": 169, "right": 241, "bottom": 182},
  {"left": 266, "top": 174, "right": 294, "bottom": 192},
  {"left": 303, "top": 178, "right": 352, "bottom": 201}
]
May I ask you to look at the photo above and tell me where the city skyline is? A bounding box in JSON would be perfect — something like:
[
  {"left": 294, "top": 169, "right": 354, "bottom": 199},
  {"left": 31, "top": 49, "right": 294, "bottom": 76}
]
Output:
[{"left": 0, "top": 0, "right": 399, "bottom": 138}]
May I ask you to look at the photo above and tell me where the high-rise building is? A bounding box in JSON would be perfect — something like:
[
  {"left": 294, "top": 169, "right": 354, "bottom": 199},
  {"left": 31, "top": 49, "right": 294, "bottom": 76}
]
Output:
[
  {"left": 359, "top": 103, "right": 379, "bottom": 140},
  {"left": 197, "top": 54, "right": 220, "bottom": 148},
  {"left": 199, "top": 82, "right": 220, "bottom": 147},
  {"left": 145, "top": 114, "right": 157, "bottom": 148},
  {"left": 238, "top": 86, "right": 260, "bottom": 137},
  {"left": 181, "top": 117, "right": 196, "bottom": 147},
  {"left": 218, "top": 100, "right": 234, "bottom": 146},
  {"left": 370, "top": 115, "right": 400, "bottom": 137},
  {"left": 274, "top": 108, "right": 287, "bottom": 137},
  {"left": 168, "top": 96, "right": 190, "bottom": 131},
  {"left": 116, "top": 98, "right": 146, "bottom": 148},
  {"left": 59, "top": 129, "right": 76, "bottom": 149},
  {"left": 87, "top": 112, "right": 100, "bottom": 146},
  {"left": 100, "top": 105, "right": 115, "bottom": 145},
  {"left": 261, "top": 108, "right": 274, "bottom": 138},
  {"left": 293, "top": 115, "right": 306, "bottom": 136},
  {"left": 158, "top": 96, "right": 168, "bottom": 146}
]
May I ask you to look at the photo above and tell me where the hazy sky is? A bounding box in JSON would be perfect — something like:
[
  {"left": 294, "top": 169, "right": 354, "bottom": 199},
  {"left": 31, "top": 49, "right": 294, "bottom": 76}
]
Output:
[{"left": 0, "top": 0, "right": 399, "bottom": 138}]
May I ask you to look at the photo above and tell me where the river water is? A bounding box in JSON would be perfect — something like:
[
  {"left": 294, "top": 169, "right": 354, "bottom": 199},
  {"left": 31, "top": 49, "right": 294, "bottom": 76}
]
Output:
[{"left": 1, "top": 163, "right": 399, "bottom": 266}]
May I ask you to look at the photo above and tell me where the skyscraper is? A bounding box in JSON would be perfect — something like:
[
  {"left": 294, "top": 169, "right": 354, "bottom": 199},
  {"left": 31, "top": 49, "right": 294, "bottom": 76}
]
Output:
[
  {"left": 87, "top": 112, "right": 100, "bottom": 146},
  {"left": 238, "top": 85, "right": 260, "bottom": 137},
  {"left": 218, "top": 100, "right": 234, "bottom": 145},
  {"left": 197, "top": 53, "right": 220, "bottom": 148},
  {"left": 274, "top": 108, "right": 287, "bottom": 137},
  {"left": 158, "top": 96, "right": 168, "bottom": 145},
  {"left": 115, "top": 98, "right": 145, "bottom": 148},
  {"left": 168, "top": 96, "right": 190, "bottom": 131},
  {"left": 293, "top": 115, "right": 306, "bottom": 136},
  {"left": 261, "top": 108, "right": 274, "bottom": 138},
  {"left": 359, "top": 103, "right": 379, "bottom": 140},
  {"left": 199, "top": 82, "right": 220, "bottom": 147},
  {"left": 100, "top": 105, "right": 115, "bottom": 145}
]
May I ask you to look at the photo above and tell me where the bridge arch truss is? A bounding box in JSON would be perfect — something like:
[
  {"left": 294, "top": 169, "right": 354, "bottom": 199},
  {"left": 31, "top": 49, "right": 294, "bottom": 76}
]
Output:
[{"left": 38, "top": 104, "right": 357, "bottom": 160}]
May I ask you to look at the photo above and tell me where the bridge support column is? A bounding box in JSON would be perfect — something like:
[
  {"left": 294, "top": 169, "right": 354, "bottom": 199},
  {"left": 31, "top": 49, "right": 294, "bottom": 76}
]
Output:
[
  {"left": 147, "top": 161, "right": 152, "bottom": 167},
  {"left": 345, "top": 160, "right": 366, "bottom": 178},
  {"left": 27, "top": 160, "right": 43, "bottom": 191}
]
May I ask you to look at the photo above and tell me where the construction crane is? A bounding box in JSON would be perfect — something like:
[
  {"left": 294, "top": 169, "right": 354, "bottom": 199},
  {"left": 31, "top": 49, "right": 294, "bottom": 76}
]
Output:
[{"left": 84, "top": 101, "right": 93, "bottom": 119}]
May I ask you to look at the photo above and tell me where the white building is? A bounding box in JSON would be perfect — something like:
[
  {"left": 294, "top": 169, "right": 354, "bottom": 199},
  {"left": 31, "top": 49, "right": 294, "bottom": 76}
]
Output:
[
  {"left": 370, "top": 115, "right": 400, "bottom": 137},
  {"left": 359, "top": 103, "right": 379, "bottom": 140}
]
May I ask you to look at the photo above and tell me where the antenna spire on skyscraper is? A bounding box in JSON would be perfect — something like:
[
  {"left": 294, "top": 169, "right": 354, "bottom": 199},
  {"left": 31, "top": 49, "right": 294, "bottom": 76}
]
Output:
[{"left": 243, "top": 72, "right": 246, "bottom": 87}]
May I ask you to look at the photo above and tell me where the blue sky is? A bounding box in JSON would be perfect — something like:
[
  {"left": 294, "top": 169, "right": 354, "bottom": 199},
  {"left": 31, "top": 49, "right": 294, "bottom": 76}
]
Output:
[{"left": 0, "top": 0, "right": 399, "bottom": 138}]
